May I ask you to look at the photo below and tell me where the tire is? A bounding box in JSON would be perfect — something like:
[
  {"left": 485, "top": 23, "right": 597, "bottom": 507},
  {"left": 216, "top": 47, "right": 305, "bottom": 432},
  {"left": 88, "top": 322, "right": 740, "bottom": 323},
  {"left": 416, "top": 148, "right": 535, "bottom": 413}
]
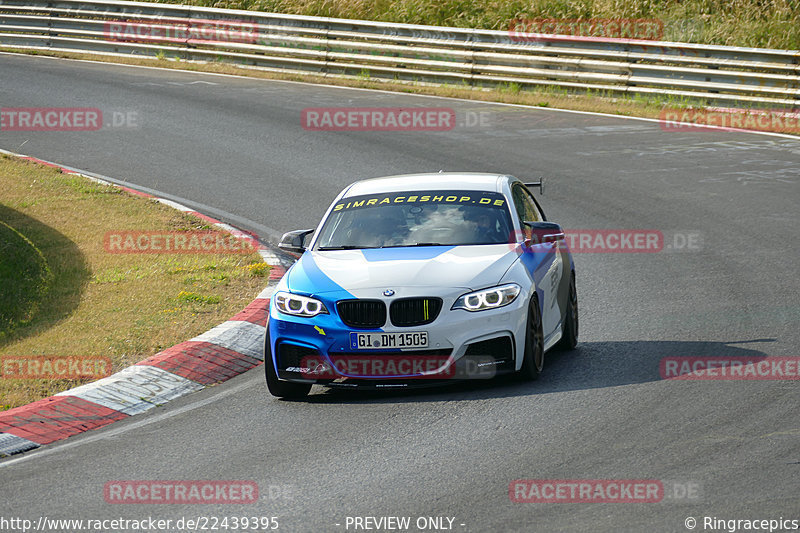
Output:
[
  {"left": 557, "top": 272, "right": 578, "bottom": 351},
  {"left": 518, "top": 295, "right": 545, "bottom": 381},
  {"left": 264, "top": 326, "right": 311, "bottom": 399}
]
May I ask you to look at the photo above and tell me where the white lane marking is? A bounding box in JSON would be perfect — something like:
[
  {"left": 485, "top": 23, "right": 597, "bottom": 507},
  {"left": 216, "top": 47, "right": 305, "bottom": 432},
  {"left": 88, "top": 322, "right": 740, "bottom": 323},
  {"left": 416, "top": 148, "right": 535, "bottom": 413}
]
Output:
[
  {"left": 192, "top": 321, "right": 266, "bottom": 360},
  {"left": 56, "top": 365, "right": 204, "bottom": 415},
  {"left": 0, "top": 375, "right": 260, "bottom": 468},
  {"left": 0, "top": 434, "right": 40, "bottom": 456},
  {"left": 157, "top": 198, "right": 193, "bottom": 211},
  {"left": 1, "top": 51, "right": 798, "bottom": 141},
  {"left": 258, "top": 286, "right": 277, "bottom": 299}
]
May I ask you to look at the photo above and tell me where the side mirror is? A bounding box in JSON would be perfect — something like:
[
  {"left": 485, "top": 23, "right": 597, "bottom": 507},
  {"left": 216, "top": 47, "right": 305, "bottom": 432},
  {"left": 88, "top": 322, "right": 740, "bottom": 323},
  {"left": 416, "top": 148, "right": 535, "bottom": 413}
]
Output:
[
  {"left": 524, "top": 221, "right": 565, "bottom": 245},
  {"left": 278, "top": 229, "right": 315, "bottom": 254}
]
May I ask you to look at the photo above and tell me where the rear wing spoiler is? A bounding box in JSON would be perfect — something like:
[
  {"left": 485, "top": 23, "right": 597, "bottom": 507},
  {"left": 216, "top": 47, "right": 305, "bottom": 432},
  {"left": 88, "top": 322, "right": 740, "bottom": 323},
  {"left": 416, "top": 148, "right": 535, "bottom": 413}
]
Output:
[{"left": 524, "top": 178, "right": 545, "bottom": 195}]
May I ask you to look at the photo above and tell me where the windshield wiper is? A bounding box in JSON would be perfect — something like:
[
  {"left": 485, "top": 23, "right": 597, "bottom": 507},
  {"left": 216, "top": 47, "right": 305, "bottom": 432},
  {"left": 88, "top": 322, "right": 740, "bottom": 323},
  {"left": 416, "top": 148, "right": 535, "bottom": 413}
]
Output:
[
  {"left": 319, "top": 243, "right": 448, "bottom": 250},
  {"left": 317, "top": 245, "right": 376, "bottom": 250},
  {"left": 373, "top": 242, "right": 449, "bottom": 248}
]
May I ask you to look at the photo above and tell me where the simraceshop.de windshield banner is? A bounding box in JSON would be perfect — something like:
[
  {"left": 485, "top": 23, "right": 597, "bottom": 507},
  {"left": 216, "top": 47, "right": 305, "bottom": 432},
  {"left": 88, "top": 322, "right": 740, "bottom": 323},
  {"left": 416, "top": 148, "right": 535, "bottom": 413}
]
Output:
[{"left": 333, "top": 191, "right": 507, "bottom": 212}]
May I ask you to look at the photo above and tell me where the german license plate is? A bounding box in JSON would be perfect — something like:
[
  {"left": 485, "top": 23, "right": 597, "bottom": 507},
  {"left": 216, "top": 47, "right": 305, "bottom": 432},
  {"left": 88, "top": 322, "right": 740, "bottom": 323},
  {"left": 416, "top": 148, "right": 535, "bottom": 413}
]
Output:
[{"left": 350, "top": 331, "right": 429, "bottom": 350}]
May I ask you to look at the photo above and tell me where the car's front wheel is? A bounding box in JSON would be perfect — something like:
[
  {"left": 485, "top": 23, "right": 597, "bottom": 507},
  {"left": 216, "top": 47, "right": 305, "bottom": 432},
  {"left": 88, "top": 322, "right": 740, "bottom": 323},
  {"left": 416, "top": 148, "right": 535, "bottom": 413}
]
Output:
[
  {"left": 264, "top": 326, "right": 311, "bottom": 399},
  {"left": 518, "top": 295, "right": 544, "bottom": 381}
]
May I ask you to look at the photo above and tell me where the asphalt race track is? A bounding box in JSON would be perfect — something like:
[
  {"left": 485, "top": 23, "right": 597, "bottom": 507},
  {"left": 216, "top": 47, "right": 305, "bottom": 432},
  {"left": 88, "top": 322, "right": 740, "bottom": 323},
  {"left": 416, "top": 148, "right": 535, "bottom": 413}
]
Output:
[{"left": 1, "top": 53, "right": 798, "bottom": 532}]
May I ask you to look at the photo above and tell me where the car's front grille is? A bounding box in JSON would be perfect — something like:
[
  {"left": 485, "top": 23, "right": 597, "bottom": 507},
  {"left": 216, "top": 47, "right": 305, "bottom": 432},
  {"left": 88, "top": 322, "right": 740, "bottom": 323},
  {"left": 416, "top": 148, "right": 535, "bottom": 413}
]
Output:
[
  {"left": 336, "top": 299, "right": 386, "bottom": 328},
  {"left": 389, "top": 297, "right": 443, "bottom": 327}
]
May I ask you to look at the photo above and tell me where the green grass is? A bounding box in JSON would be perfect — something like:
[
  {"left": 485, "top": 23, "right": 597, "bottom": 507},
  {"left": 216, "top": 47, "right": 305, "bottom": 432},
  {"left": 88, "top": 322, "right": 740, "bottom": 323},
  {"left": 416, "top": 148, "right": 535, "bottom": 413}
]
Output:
[
  {"left": 177, "top": 290, "right": 222, "bottom": 304},
  {"left": 139, "top": 0, "right": 800, "bottom": 50}
]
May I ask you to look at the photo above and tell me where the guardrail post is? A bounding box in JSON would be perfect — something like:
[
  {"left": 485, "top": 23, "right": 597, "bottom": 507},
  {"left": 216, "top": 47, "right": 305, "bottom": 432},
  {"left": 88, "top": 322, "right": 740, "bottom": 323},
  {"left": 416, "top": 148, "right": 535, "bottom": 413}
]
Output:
[
  {"left": 323, "top": 19, "right": 330, "bottom": 76},
  {"left": 46, "top": 1, "right": 53, "bottom": 47},
  {"left": 467, "top": 29, "right": 475, "bottom": 88}
]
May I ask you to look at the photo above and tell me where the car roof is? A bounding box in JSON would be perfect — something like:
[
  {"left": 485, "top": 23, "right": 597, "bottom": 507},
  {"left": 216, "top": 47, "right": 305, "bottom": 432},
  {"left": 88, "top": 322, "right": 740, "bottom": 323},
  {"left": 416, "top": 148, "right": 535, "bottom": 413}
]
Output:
[{"left": 342, "top": 172, "right": 512, "bottom": 197}]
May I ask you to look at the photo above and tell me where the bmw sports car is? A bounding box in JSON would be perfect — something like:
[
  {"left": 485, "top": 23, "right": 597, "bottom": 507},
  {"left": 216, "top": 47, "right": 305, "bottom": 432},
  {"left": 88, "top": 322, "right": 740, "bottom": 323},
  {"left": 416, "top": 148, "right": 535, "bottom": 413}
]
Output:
[{"left": 264, "top": 172, "right": 578, "bottom": 398}]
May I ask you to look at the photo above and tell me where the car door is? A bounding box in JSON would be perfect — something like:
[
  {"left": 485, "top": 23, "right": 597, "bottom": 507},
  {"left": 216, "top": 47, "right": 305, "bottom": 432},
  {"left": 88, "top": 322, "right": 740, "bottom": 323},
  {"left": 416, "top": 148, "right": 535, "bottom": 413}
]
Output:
[{"left": 511, "top": 183, "right": 564, "bottom": 341}]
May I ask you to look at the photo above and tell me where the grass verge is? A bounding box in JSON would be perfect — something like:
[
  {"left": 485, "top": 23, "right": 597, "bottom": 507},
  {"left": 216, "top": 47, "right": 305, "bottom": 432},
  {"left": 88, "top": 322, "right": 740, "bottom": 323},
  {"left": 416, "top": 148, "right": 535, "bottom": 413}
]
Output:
[{"left": 0, "top": 155, "right": 269, "bottom": 411}]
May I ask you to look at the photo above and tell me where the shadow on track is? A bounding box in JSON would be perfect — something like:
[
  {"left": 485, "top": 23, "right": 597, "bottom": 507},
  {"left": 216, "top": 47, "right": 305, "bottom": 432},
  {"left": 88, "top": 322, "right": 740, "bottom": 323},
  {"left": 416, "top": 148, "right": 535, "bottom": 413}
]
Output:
[
  {"left": 0, "top": 204, "right": 89, "bottom": 347},
  {"left": 294, "top": 338, "right": 775, "bottom": 404}
]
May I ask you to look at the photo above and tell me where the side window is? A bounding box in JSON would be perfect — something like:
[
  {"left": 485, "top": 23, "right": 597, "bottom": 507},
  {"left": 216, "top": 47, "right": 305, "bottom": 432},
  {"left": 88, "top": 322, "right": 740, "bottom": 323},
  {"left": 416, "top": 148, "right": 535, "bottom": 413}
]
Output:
[
  {"left": 521, "top": 188, "right": 543, "bottom": 222},
  {"left": 511, "top": 185, "right": 528, "bottom": 225},
  {"left": 512, "top": 184, "right": 541, "bottom": 225}
]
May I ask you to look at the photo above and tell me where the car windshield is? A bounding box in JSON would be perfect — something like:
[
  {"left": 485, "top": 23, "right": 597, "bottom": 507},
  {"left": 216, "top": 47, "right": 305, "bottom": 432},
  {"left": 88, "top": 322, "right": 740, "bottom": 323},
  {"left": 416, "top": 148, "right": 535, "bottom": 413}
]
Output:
[{"left": 315, "top": 190, "right": 514, "bottom": 249}]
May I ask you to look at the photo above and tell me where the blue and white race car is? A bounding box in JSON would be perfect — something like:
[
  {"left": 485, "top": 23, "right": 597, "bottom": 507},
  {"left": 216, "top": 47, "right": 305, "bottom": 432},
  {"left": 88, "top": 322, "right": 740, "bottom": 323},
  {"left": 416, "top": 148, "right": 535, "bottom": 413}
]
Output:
[{"left": 265, "top": 172, "right": 578, "bottom": 398}]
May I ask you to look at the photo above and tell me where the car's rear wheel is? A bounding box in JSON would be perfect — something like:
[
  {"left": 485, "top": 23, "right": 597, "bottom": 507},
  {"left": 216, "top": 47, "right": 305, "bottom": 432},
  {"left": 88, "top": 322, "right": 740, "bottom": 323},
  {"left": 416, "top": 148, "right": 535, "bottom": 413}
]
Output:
[
  {"left": 264, "top": 326, "right": 311, "bottom": 399},
  {"left": 557, "top": 271, "right": 578, "bottom": 351},
  {"left": 518, "top": 295, "right": 544, "bottom": 381}
]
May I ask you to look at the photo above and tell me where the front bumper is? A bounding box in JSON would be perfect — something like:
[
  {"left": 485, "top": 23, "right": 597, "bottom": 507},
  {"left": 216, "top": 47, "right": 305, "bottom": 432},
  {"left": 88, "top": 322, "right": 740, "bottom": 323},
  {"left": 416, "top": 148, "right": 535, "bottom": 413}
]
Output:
[{"left": 267, "top": 290, "right": 528, "bottom": 387}]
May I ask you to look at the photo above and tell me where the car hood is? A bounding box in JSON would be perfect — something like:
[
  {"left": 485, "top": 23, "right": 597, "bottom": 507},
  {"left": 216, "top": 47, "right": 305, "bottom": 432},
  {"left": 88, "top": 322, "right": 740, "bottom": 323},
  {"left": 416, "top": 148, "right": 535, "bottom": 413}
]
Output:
[{"left": 285, "top": 245, "right": 518, "bottom": 295}]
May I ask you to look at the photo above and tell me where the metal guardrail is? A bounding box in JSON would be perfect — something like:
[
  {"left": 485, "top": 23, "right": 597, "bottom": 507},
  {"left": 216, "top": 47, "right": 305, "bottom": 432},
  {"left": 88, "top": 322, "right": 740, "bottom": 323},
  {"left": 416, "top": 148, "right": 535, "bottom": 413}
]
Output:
[{"left": 1, "top": 0, "right": 798, "bottom": 107}]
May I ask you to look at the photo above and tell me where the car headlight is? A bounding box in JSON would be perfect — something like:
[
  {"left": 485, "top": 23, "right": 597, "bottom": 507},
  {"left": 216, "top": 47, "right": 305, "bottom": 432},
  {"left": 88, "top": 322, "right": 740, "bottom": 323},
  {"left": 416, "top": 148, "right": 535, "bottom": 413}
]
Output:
[
  {"left": 452, "top": 283, "right": 521, "bottom": 312},
  {"left": 274, "top": 291, "right": 329, "bottom": 317}
]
